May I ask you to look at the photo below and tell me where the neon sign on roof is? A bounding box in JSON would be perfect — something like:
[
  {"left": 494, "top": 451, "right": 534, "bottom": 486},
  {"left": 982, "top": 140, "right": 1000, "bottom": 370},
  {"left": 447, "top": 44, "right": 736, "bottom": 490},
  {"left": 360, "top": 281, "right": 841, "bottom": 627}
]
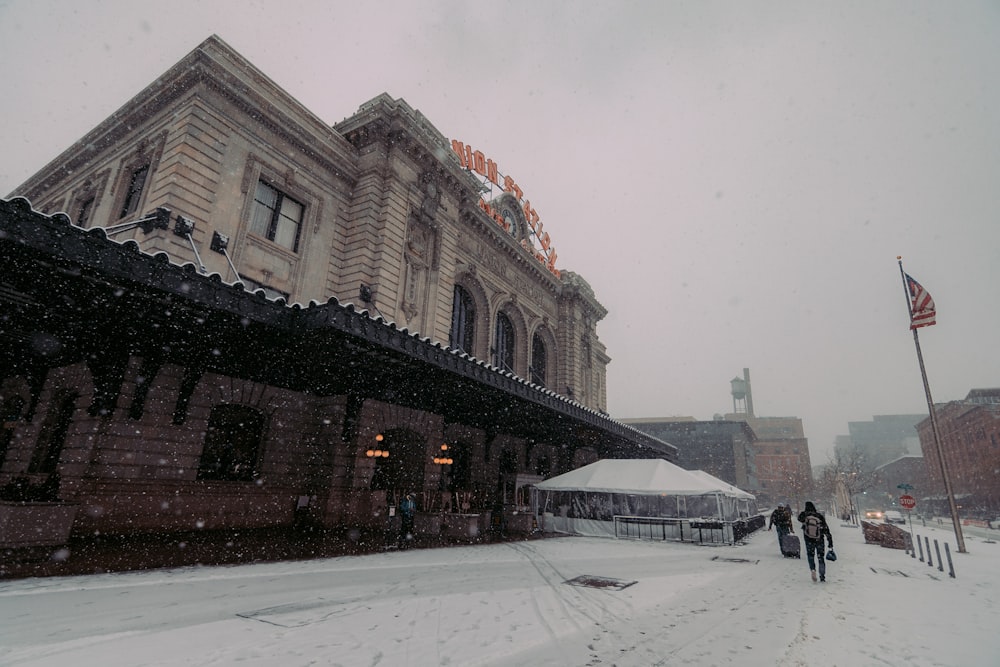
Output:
[{"left": 451, "top": 140, "right": 559, "bottom": 278}]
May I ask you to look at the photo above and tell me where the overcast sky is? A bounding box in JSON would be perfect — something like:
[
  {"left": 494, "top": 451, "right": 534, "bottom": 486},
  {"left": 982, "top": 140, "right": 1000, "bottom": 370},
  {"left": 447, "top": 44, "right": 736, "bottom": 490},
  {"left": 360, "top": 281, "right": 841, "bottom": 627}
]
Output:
[{"left": 1, "top": 0, "right": 998, "bottom": 464}]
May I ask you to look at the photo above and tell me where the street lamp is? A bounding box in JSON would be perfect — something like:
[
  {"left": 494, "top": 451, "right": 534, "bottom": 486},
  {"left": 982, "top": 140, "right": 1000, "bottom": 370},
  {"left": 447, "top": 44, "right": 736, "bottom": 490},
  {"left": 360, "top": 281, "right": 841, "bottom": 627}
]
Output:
[
  {"left": 433, "top": 444, "right": 453, "bottom": 465},
  {"left": 366, "top": 433, "right": 389, "bottom": 458}
]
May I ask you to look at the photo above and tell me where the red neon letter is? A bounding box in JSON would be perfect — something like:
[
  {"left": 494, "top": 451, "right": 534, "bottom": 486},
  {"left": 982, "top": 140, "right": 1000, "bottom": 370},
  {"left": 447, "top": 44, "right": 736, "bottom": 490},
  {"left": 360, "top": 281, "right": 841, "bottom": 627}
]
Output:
[
  {"left": 486, "top": 159, "right": 499, "bottom": 187},
  {"left": 523, "top": 201, "right": 536, "bottom": 231},
  {"left": 472, "top": 151, "right": 485, "bottom": 176},
  {"left": 451, "top": 140, "right": 467, "bottom": 168}
]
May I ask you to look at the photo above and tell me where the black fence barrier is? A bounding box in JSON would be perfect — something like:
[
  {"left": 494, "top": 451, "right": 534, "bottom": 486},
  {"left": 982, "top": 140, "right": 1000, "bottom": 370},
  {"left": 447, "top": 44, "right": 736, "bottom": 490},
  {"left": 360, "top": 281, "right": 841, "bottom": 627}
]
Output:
[
  {"left": 614, "top": 514, "right": 766, "bottom": 546},
  {"left": 734, "top": 515, "right": 766, "bottom": 542}
]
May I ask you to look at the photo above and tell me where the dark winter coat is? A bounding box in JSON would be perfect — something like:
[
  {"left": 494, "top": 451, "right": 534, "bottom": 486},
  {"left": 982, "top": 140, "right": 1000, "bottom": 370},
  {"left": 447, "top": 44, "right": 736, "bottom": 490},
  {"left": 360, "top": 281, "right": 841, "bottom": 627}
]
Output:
[
  {"left": 400, "top": 497, "right": 416, "bottom": 518},
  {"left": 797, "top": 502, "right": 833, "bottom": 547},
  {"left": 768, "top": 506, "right": 793, "bottom": 530}
]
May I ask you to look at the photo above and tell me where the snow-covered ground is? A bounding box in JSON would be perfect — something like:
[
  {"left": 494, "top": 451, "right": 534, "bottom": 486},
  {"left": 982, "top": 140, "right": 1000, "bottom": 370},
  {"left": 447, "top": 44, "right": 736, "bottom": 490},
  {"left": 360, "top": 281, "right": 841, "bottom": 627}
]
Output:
[{"left": 1, "top": 519, "right": 997, "bottom": 666}]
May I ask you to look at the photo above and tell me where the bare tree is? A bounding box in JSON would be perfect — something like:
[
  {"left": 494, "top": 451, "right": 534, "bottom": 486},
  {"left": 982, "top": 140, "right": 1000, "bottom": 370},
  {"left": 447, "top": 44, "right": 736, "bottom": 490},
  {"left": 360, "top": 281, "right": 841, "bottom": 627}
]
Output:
[{"left": 824, "top": 447, "right": 874, "bottom": 524}]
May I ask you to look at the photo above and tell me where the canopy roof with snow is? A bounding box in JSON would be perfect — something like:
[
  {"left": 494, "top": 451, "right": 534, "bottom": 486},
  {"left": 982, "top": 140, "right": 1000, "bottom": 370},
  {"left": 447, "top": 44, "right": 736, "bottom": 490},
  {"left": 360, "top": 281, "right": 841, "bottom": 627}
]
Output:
[
  {"left": 687, "top": 469, "right": 756, "bottom": 500},
  {"left": 535, "top": 459, "right": 746, "bottom": 496},
  {"left": 532, "top": 459, "right": 758, "bottom": 543}
]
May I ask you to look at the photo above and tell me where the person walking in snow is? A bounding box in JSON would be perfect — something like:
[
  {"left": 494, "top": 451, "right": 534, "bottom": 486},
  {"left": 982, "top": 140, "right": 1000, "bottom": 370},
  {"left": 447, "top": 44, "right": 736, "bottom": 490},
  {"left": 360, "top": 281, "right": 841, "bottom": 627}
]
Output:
[
  {"left": 768, "top": 503, "right": 794, "bottom": 552},
  {"left": 798, "top": 501, "right": 833, "bottom": 582}
]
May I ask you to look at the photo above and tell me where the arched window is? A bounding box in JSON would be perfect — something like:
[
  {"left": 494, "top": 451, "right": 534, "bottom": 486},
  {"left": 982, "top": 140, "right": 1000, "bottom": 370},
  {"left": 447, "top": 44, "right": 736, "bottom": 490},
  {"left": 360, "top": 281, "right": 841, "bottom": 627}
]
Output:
[
  {"left": 449, "top": 285, "right": 476, "bottom": 354},
  {"left": 0, "top": 395, "right": 26, "bottom": 468},
  {"left": 493, "top": 312, "right": 515, "bottom": 373},
  {"left": 530, "top": 333, "right": 547, "bottom": 387},
  {"left": 369, "top": 428, "right": 426, "bottom": 494},
  {"left": 498, "top": 449, "right": 518, "bottom": 504},
  {"left": 198, "top": 405, "right": 265, "bottom": 481},
  {"left": 448, "top": 441, "right": 473, "bottom": 493},
  {"left": 28, "top": 390, "right": 77, "bottom": 474}
]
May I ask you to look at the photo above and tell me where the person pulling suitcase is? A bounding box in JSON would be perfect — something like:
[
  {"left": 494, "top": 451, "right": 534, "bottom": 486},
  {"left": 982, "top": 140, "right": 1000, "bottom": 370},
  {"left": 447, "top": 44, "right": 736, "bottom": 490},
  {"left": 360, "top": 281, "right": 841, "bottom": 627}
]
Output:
[{"left": 768, "top": 503, "right": 796, "bottom": 556}]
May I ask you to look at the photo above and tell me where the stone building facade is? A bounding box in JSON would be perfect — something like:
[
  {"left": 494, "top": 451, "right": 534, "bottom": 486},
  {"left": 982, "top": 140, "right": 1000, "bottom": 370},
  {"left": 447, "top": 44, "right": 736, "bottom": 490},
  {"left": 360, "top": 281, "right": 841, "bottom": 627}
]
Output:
[
  {"left": 14, "top": 35, "right": 608, "bottom": 414},
  {"left": 0, "top": 36, "right": 671, "bottom": 551}
]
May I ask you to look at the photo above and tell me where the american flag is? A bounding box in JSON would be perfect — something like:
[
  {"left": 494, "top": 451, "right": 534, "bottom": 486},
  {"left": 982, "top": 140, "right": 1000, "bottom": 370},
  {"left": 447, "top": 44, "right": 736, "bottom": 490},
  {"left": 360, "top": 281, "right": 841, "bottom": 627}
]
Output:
[{"left": 905, "top": 273, "right": 936, "bottom": 329}]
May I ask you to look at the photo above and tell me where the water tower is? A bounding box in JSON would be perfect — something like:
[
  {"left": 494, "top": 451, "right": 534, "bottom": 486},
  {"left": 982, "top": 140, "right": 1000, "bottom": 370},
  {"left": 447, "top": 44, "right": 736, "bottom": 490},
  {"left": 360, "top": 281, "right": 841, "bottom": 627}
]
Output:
[{"left": 730, "top": 367, "right": 755, "bottom": 417}]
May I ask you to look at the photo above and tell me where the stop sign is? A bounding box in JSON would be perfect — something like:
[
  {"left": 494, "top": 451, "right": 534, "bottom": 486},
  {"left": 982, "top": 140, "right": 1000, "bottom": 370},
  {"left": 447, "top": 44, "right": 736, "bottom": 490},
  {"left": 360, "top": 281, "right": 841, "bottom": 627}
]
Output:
[{"left": 899, "top": 494, "right": 916, "bottom": 510}]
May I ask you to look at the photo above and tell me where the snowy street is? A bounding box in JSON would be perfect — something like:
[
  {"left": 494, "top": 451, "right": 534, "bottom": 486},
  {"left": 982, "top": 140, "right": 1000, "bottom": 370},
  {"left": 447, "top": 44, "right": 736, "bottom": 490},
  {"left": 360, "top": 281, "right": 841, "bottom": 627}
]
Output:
[{"left": 1, "top": 521, "right": 997, "bottom": 666}]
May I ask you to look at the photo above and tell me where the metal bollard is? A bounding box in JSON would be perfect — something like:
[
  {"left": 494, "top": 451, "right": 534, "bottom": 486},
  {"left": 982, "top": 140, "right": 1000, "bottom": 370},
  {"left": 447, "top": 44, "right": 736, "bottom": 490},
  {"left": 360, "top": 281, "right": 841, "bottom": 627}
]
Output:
[
  {"left": 925, "top": 536, "right": 933, "bottom": 567},
  {"left": 944, "top": 542, "right": 956, "bottom": 578},
  {"left": 916, "top": 534, "right": 924, "bottom": 562},
  {"left": 934, "top": 539, "right": 943, "bottom": 573}
]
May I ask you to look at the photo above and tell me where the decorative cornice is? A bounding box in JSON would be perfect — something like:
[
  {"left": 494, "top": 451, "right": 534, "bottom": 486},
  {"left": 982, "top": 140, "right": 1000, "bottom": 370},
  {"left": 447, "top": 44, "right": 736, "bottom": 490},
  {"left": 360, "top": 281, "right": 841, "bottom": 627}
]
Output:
[{"left": 13, "top": 37, "right": 360, "bottom": 200}]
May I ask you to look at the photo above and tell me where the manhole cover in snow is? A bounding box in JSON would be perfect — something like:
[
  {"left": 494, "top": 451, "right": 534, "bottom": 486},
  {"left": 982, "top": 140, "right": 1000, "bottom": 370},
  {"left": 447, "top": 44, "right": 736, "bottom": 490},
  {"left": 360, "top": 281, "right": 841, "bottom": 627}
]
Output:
[
  {"left": 564, "top": 575, "right": 636, "bottom": 590},
  {"left": 710, "top": 556, "right": 759, "bottom": 564}
]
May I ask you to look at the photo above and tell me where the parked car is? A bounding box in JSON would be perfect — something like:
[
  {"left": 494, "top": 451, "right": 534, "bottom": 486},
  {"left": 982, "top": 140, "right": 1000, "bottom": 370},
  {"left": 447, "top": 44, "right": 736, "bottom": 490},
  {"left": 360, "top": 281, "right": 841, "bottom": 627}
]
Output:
[
  {"left": 864, "top": 509, "right": 884, "bottom": 521},
  {"left": 884, "top": 510, "right": 906, "bottom": 524}
]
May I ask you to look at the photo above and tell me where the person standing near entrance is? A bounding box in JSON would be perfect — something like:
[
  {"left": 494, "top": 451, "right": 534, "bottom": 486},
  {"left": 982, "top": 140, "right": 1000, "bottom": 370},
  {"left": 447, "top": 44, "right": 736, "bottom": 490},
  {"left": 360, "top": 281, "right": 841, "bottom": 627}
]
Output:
[
  {"left": 399, "top": 493, "right": 417, "bottom": 547},
  {"left": 798, "top": 501, "right": 833, "bottom": 582}
]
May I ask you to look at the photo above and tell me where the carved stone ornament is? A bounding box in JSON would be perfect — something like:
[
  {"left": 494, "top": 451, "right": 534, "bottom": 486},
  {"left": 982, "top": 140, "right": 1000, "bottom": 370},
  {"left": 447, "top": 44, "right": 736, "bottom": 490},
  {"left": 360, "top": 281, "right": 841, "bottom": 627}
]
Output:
[
  {"left": 402, "top": 217, "right": 436, "bottom": 323},
  {"left": 418, "top": 171, "right": 441, "bottom": 223}
]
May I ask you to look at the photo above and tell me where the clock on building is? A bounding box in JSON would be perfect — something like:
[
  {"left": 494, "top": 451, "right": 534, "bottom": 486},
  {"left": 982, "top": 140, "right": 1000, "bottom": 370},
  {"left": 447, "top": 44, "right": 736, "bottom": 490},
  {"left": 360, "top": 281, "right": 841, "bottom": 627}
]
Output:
[{"left": 501, "top": 208, "right": 518, "bottom": 237}]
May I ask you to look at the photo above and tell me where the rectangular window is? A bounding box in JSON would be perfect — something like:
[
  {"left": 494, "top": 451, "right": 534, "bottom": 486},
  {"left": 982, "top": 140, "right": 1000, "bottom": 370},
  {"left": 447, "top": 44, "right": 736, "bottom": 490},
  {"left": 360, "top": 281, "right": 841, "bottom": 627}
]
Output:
[
  {"left": 250, "top": 180, "right": 304, "bottom": 252},
  {"left": 119, "top": 164, "right": 149, "bottom": 218}
]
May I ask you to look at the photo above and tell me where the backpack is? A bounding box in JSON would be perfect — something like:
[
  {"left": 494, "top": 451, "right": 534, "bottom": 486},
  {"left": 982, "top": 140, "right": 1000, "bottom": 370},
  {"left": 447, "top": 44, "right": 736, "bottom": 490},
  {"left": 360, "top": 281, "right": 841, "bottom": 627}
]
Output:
[{"left": 803, "top": 514, "right": 823, "bottom": 540}]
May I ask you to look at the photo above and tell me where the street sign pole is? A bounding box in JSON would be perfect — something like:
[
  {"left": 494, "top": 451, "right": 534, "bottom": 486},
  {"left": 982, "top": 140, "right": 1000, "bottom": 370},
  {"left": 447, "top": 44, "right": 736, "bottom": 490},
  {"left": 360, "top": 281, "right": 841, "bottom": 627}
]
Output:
[
  {"left": 908, "top": 511, "right": 916, "bottom": 558},
  {"left": 898, "top": 487, "right": 917, "bottom": 556}
]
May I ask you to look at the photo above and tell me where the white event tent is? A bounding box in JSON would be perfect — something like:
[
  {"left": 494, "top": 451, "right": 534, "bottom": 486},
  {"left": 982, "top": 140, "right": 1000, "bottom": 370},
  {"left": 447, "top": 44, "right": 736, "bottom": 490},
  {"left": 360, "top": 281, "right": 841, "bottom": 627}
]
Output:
[
  {"left": 531, "top": 459, "right": 758, "bottom": 544},
  {"left": 688, "top": 469, "right": 756, "bottom": 500}
]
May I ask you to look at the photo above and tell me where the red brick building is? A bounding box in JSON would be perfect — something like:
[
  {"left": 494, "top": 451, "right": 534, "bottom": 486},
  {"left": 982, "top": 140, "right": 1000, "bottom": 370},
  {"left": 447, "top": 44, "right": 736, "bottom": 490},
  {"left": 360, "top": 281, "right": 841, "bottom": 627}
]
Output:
[{"left": 917, "top": 388, "right": 1000, "bottom": 517}]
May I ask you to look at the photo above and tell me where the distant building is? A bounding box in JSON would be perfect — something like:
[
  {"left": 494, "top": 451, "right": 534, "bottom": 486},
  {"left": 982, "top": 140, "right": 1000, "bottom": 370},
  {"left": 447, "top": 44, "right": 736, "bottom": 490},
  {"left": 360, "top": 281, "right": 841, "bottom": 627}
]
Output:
[
  {"left": 869, "top": 455, "right": 931, "bottom": 510},
  {"left": 735, "top": 416, "right": 813, "bottom": 508},
  {"left": 622, "top": 413, "right": 814, "bottom": 509},
  {"left": 619, "top": 418, "right": 757, "bottom": 492},
  {"left": 917, "top": 388, "right": 1000, "bottom": 518},
  {"left": 840, "top": 414, "right": 924, "bottom": 471}
]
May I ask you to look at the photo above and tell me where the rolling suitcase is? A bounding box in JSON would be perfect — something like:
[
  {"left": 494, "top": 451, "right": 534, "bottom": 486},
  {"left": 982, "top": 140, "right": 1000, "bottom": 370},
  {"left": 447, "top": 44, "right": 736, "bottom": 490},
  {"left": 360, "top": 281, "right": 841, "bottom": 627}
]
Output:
[{"left": 781, "top": 533, "right": 801, "bottom": 558}]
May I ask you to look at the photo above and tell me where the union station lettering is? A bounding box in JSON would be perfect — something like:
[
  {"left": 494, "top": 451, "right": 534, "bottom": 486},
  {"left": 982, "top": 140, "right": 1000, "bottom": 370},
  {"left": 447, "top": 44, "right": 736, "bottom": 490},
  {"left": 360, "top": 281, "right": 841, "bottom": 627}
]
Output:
[{"left": 451, "top": 140, "right": 559, "bottom": 277}]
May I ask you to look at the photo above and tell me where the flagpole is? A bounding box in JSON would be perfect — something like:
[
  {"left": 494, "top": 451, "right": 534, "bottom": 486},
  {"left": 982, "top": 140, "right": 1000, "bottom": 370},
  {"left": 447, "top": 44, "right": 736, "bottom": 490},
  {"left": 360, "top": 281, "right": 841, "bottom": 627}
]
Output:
[{"left": 897, "top": 257, "right": 967, "bottom": 553}]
